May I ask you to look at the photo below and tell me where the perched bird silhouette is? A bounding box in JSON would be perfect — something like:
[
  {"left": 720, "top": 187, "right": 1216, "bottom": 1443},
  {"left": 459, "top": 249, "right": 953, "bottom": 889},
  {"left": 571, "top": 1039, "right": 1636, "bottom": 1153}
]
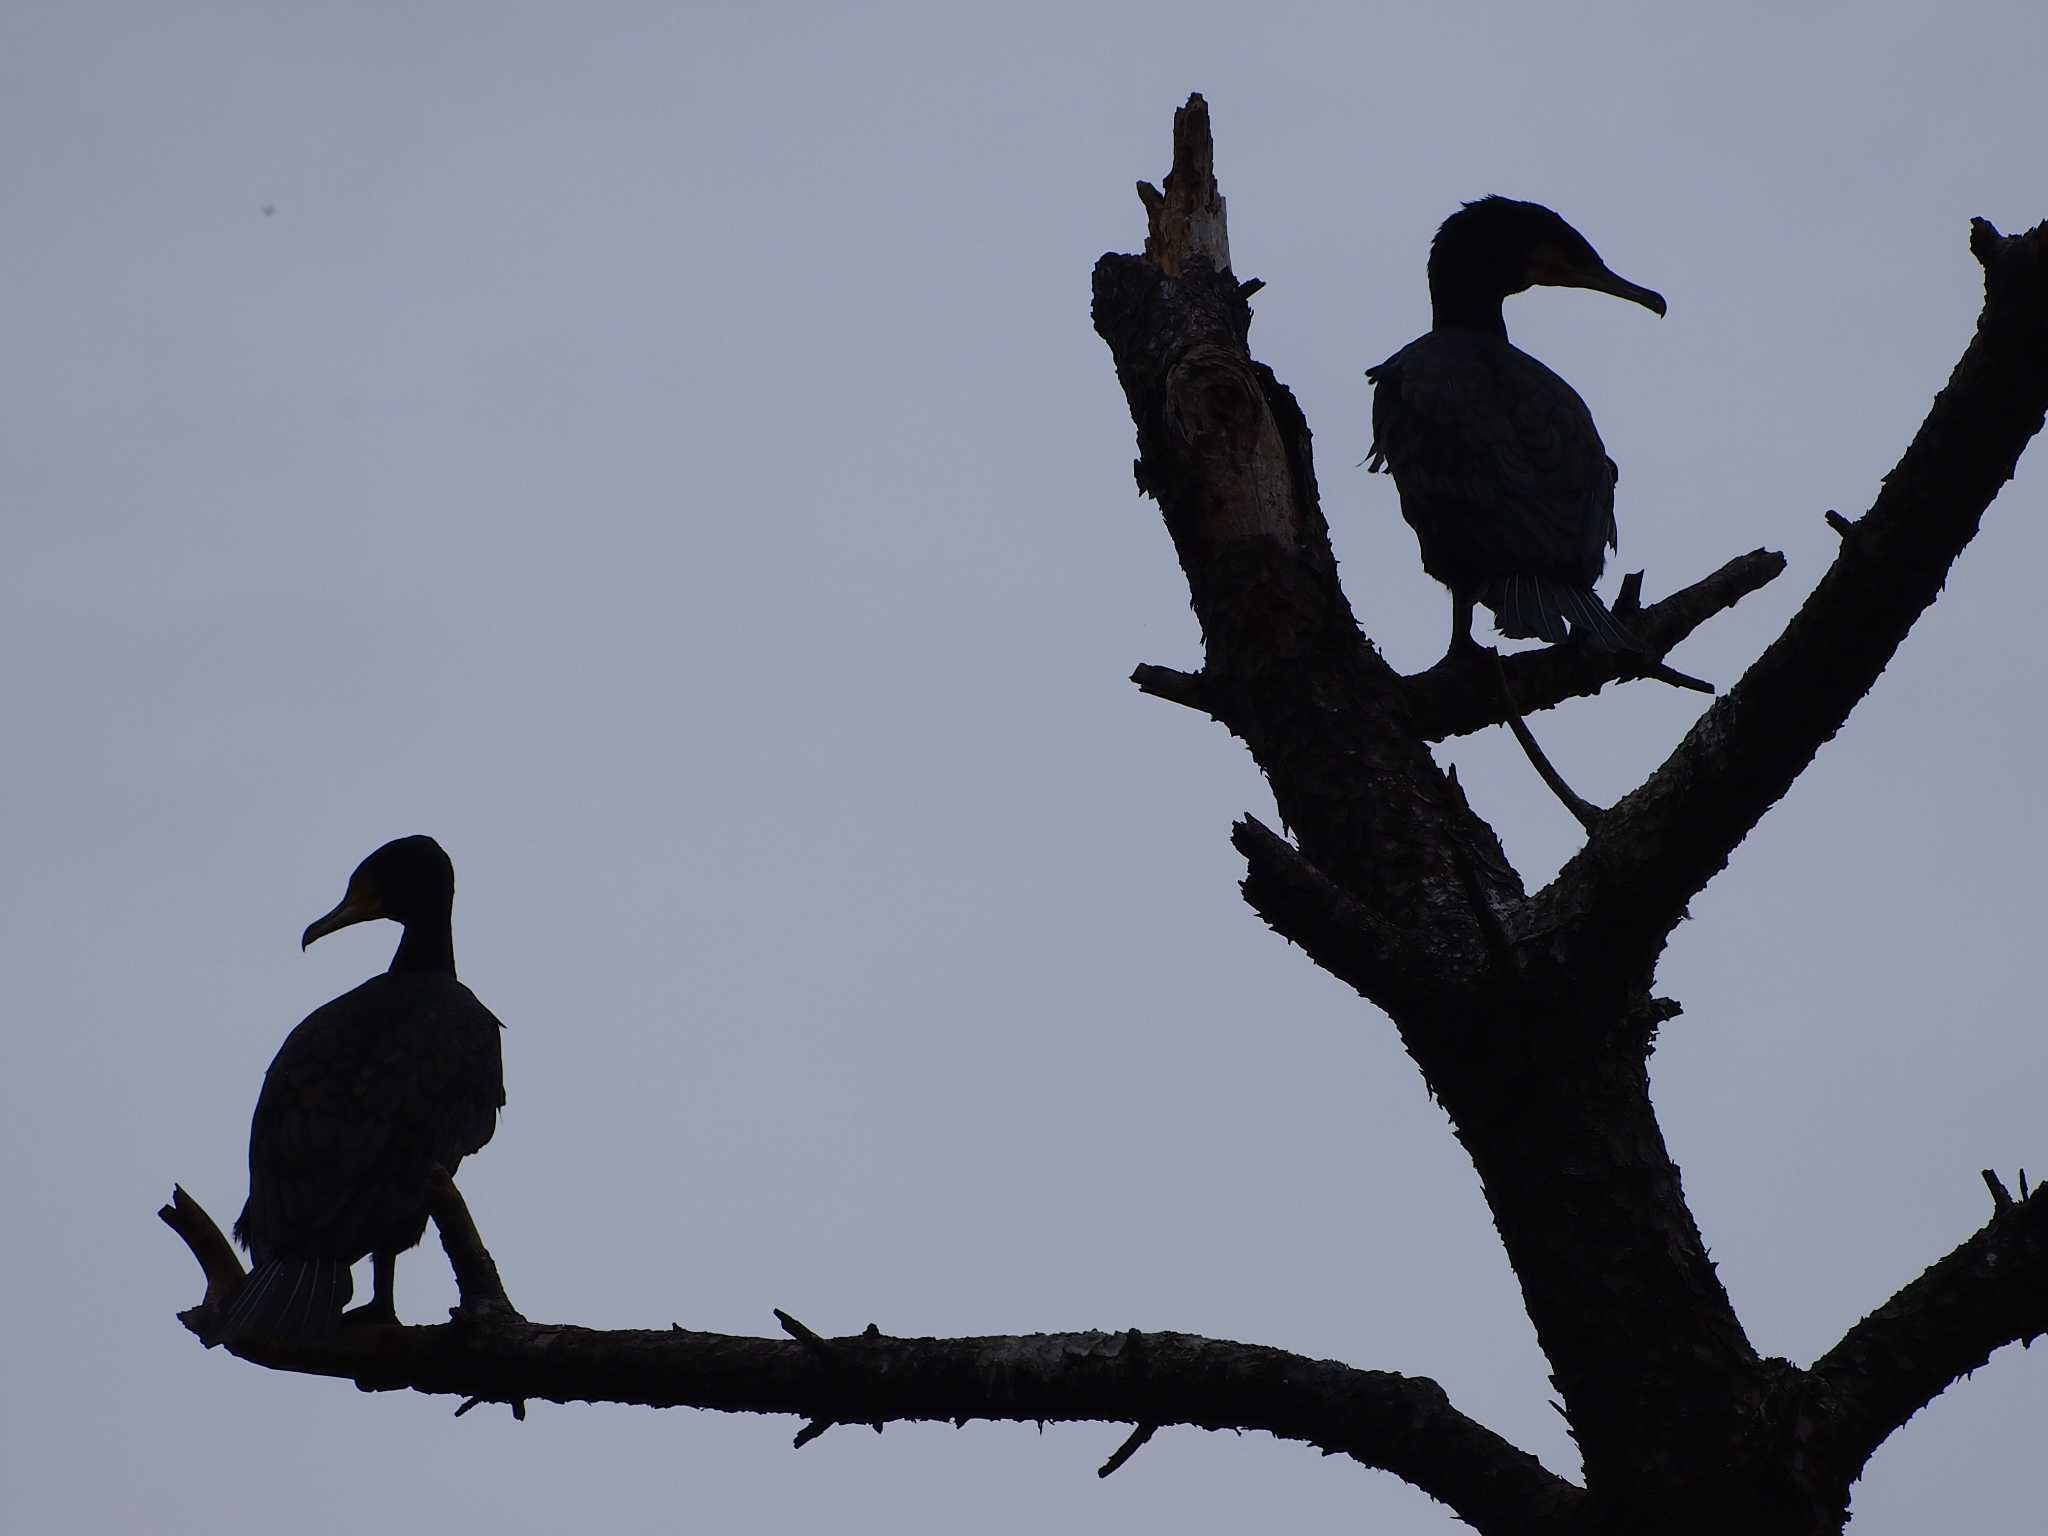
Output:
[
  {"left": 1366, "top": 197, "right": 1665, "bottom": 656},
  {"left": 222, "top": 836, "right": 505, "bottom": 1340}
]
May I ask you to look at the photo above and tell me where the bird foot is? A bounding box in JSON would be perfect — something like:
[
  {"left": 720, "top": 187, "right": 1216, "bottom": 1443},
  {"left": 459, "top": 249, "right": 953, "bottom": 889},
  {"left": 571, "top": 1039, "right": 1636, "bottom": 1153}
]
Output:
[{"left": 340, "top": 1299, "right": 400, "bottom": 1330}]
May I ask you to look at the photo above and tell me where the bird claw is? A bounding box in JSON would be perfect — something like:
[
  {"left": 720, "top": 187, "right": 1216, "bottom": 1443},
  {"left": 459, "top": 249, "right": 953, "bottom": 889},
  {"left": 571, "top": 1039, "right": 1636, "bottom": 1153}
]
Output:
[{"left": 340, "top": 1299, "right": 400, "bottom": 1330}]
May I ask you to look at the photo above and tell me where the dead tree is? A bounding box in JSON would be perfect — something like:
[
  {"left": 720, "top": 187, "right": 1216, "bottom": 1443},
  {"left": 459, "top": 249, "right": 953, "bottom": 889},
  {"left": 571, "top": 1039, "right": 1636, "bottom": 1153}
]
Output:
[{"left": 165, "top": 95, "right": 2048, "bottom": 1536}]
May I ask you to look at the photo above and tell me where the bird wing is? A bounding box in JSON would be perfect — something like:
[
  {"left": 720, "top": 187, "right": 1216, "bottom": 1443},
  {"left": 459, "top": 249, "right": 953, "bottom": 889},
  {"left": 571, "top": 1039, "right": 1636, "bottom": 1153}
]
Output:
[
  {"left": 1369, "top": 334, "right": 1617, "bottom": 584},
  {"left": 241, "top": 974, "right": 504, "bottom": 1259}
]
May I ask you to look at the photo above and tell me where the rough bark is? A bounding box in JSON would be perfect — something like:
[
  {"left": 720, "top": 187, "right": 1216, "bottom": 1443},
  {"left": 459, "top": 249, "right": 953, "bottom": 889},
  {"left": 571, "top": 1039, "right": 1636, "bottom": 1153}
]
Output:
[{"left": 167, "top": 93, "right": 2048, "bottom": 1536}]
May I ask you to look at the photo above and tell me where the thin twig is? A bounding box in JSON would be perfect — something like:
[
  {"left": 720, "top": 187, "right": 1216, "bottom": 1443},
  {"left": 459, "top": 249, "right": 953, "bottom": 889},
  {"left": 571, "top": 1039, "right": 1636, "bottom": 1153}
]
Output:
[
  {"left": 776, "top": 1309, "right": 833, "bottom": 1357},
  {"left": 1495, "top": 657, "right": 1604, "bottom": 832},
  {"left": 1640, "top": 661, "right": 1715, "bottom": 694},
  {"left": 455, "top": 1394, "right": 527, "bottom": 1421},
  {"left": 1098, "top": 1423, "right": 1159, "bottom": 1477}
]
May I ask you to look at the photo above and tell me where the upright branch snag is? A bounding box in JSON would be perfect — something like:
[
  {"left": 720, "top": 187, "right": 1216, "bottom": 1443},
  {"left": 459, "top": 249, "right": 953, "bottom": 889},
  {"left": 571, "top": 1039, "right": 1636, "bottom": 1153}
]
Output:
[{"left": 1136, "top": 97, "right": 1230, "bottom": 279}]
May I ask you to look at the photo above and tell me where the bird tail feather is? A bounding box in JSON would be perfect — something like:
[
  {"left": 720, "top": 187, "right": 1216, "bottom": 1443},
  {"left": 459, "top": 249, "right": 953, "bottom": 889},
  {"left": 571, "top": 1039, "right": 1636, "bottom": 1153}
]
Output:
[
  {"left": 1556, "top": 584, "right": 1640, "bottom": 652},
  {"left": 216, "top": 1258, "right": 352, "bottom": 1344},
  {"left": 1488, "top": 574, "right": 1568, "bottom": 644},
  {"left": 1487, "top": 577, "right": 1638, "bottom": 651}
]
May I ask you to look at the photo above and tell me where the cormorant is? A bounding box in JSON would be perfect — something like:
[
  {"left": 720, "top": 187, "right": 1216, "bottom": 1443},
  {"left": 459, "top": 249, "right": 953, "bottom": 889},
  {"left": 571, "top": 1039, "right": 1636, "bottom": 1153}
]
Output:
[
  {"left": 223, "top": 836, "right": 505, "bottom": 1340},
  {"left": 1366, "top": 197, "right": 1666, "bottom": 655}
]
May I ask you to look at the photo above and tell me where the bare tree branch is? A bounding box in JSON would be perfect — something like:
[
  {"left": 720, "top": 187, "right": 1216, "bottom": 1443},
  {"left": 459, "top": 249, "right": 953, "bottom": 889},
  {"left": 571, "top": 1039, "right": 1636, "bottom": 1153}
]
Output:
[
  {"left": 1130, "top": 661, "right": 1213, "bottom": 715},
  {"left": 1402, "top": 550, "right": 1786, "bottom": 741},
  {"left": 1807, "top": 1181, "right": 2048, "bottom": 1487},
  {"left": 1151, "top": 547, "right": 1782, "bottom": 740},
  {"left": 1230, "top": 815, "right": 1475, "bottom": 1015},
  {"left": 1530, "top": 219, "right": 2048, "bottom": 975},
  {"left": 161, "top": 1187, "right": 1583, "bottom": 1536},
  {"left": 159, "top": 1185, "right": 245, "bottom": 1339}
]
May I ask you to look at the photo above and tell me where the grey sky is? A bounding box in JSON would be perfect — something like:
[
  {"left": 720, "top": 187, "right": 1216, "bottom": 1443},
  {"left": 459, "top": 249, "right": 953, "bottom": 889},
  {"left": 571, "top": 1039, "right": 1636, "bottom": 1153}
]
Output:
[{"left": 4, "top": 2, "right": 2044, "bottom": 1532}]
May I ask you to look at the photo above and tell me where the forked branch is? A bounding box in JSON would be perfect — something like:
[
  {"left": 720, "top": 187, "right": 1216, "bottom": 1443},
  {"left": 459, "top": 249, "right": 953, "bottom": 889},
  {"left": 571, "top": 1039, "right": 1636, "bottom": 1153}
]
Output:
[{"left": 1533, "top": 218, "right": 2048, "bottom": 974}]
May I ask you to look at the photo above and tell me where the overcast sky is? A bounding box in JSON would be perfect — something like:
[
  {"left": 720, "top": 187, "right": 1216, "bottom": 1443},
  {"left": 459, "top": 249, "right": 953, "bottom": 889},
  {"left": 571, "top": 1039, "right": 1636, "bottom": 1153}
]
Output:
[{"left": 5, "top": 3, "right": 2045, "bottom": 1533}]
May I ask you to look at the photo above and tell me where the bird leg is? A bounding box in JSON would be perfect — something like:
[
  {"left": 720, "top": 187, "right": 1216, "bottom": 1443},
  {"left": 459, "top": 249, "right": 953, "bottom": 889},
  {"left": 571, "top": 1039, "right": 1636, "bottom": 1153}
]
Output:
[
  {"left": 343, "top": 1251, "right": 400, "bottom": 1328},
  {"left": 1447, "top": 592, "right": 1482, "bottom": 658}
]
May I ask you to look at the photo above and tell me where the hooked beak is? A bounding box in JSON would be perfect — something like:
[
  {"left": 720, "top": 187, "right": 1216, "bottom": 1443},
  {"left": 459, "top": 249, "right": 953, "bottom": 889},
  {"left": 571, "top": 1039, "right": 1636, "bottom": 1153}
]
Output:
[
  {"left": 1528, "top": 243, "right": 1667, "bottom": 317},
  {"left": 303, "top": 886, "right": 383, "bottom": 949},
  {"left": 1576, "top": 263, "right": 1666, "bottom": 317}
]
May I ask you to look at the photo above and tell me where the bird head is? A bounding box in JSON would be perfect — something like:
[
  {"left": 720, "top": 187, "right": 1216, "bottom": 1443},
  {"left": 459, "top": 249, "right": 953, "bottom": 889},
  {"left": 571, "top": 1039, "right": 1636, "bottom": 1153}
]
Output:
[
  {"left": 302, "top": 835, "right": 456, "bottom": 949},
  {"left": 1432, "top": 197, "right": 1666, "bottom": 319}
]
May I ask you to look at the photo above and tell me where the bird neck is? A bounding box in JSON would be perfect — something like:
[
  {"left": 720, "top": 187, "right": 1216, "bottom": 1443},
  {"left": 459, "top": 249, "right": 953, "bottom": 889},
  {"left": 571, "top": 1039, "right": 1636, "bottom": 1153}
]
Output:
[
  {"left": 1427, "top": 239, "right": 1514, "bottom": 337},
  {"left": 389, "top": 920, "right": 456, "bottom": 976},
  {"left": 1428, "top": 281, "right": 1510, "bottom": 337}
]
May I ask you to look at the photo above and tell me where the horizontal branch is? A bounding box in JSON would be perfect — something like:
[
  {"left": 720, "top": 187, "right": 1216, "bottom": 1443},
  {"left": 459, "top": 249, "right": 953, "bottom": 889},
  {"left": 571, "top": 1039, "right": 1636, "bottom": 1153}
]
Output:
[
  {"left": 162, "top": 1187, "right": 1581, "bottom": 1536},
  {"left": 1807, "top": 1179, "right": 2048, "bottom": 1486},
  {"left": 1532, "top": 217, "right": 2048, "bottom": 970},
  {"left": 1401, "top": 549, "right": 1785, "bottom": 741}
]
